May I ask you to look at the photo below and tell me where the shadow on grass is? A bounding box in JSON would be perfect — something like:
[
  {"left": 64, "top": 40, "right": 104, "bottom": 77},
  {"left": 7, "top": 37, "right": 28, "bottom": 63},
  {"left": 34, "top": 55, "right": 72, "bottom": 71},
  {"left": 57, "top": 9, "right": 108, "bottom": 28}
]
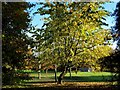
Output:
[
  {"left": 23, "top": 75, "right": 116, "bottom": 84},
  {"left": 3, "top": 74, "right": 120, "bottom": 90},
  {"left": 63, "top": 76, "right": 115, "bottom": 82}
]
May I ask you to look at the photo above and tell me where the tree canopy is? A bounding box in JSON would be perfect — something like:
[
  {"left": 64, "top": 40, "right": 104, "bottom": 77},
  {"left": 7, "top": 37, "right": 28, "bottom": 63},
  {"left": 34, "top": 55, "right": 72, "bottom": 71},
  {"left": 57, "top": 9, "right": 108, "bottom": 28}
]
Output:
[{"left": 34, "top": 2, "right": 112, "bottom": 84}]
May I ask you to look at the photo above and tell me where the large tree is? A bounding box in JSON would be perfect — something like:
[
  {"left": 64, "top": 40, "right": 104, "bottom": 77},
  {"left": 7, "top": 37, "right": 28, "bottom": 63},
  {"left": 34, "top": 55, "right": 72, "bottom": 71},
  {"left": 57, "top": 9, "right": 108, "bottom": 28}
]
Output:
[
  {"left": 34, "top": 2, "right": 111, "bottom": 84},
  {"left": 2, "top": 2, "right": 34, "bottom": 85}
]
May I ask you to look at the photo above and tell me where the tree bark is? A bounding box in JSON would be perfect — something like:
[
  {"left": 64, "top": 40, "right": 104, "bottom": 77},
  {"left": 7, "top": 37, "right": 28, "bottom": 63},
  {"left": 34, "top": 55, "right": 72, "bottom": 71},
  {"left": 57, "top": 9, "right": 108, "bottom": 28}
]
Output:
[
  {"left": 75, "top": 67, "right": 78, "bottom": 74},
  {"left": 38, "top": 64, "right": 41, "bottom": 79},
  {"left": 58, "top": 66, "right": 68, "bottom": 84},
  {"left": 54, "top": 64, "right": 57, "bottom": 82},
  {"left": 46, "top": 69, "right": 48, "bottom": 74},
  {"left": 69, "top": 67, "right": 72, "bottom": 78}
]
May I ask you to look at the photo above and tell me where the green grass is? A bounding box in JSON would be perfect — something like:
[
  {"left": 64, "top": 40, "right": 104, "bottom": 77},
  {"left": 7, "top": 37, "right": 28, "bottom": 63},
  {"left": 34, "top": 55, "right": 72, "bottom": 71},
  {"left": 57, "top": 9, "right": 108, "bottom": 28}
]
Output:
[
  {"left": 29, "top": 72, "right": 113, "bottom": 77},
  {"left": 64, "top": 72, "right": 114, "bottom": 82},
  {"left": 21, "top": 71, "right": 116, "bottom": 84},
  {"left": 3, "top": 72, "right": 118, "bottom": 89}
]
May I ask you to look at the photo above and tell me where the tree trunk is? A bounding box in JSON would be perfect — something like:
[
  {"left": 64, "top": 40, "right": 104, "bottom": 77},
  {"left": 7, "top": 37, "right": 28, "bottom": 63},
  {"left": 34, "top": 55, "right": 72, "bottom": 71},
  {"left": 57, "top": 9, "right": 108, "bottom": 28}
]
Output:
[
  {"left": 54, "top": 64, "right": 57, "bottom": 82},
  {"left": 75, "top": 67, "right": 78, "bottom": 74},
  {"left": 38, "top": 64, "right": 41, "bottom": 79},
  {"left": 46, "top": 69, "right": 48, "bottom": 74},
  {"left": 58, "top": 66, "right": 68, "bottom": 84},
  {"left": 69, "top": 67, "right": 72, "bottom": 79}
]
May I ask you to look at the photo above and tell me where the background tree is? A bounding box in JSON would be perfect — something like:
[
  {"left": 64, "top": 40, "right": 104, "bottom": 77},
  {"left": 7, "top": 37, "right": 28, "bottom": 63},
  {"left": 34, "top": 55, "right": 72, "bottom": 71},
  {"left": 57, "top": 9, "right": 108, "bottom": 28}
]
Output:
[
  {"left": 100, "top": 1, "right": 120, "bottom": 85},
  {"left": 112, "top": 1, "right": 120, "bottom": 50},
  {"left": 2, "top": 2, "right": 34, "bottom": 85},
  {"left": 34, "top": 2, "right": 111, "bottom": 84},
  {"left": 111, "top": 1, "right": 120, "bottom": 85},
  {"left": 113, "top": 3, "right": 120, "bottom": 83}
]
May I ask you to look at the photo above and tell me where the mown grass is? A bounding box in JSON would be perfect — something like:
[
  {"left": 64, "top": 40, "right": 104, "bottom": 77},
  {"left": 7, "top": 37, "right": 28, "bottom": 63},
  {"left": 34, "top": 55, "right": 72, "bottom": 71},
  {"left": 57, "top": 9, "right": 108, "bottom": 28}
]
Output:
[
  {"left": 18, "top": 71, "right": 116, "bottom": 85},
  {"left": 29, "top": 71, "right": 113, "bottom": 78},
  {"left": 2, "top": 71, "right": 118, "bottom": 89}
]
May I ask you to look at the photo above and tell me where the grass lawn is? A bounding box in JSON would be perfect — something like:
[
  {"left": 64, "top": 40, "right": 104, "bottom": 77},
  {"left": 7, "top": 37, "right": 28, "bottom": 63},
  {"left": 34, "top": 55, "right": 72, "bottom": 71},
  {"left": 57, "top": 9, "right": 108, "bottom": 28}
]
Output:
[
  {"left": 26, "top": 72, "right": 115, "bottom": 82},
  {"left": 2, "top": 71, "right": 118, "bottom": 89}
]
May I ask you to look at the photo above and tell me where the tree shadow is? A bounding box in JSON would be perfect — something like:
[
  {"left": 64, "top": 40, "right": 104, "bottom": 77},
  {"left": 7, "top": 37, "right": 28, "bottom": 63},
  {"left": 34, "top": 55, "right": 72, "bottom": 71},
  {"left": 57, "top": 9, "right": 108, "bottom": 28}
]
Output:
[
  {"left": 22, "top": 75, "right": 116, "bottom": 84},
  {"left": 63, "top": 76, "right": 115, "bottom": 82}
]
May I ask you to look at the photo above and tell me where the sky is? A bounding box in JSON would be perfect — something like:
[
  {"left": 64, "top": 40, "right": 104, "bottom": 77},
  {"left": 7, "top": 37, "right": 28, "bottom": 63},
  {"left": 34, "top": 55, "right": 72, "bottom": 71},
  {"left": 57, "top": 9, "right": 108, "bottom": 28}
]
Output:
[{"left": 102, "top": 2, "right": 117, "bottom": 29}]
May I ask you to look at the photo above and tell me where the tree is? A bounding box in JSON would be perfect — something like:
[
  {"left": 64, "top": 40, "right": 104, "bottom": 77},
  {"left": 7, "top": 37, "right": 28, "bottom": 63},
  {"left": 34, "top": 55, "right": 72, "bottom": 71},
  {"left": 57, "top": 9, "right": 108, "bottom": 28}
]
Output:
[
  {"left": 99, "top": 50, "right": 120, "bottom": 85},
  {"left": 2, "top": 2, "right": 34, "bottom": 85},
  {"left": 112, "top": 1, "right": 120, "bottom": 50},
  {"left": 113, "top": 2, "right": 120, "bottom": 84},
  {"left": 34, "top": 2, "right": 111, "bottom": 84},
  {"left": 99, "top": 1, "right": 120, "bottom": 86},
  {"left": 102, "top": 1, "right": 120, "bottom": 85}
]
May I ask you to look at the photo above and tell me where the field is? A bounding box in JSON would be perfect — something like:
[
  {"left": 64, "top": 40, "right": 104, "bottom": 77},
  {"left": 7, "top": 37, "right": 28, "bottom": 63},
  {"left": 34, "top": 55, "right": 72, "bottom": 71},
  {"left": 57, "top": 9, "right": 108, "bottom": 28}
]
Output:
[
  {"left": 26, "top": 71, "right": 114, "bottom": 82},
  {"left": 3, "top": 71, "right": 119, "bottom": 90}
]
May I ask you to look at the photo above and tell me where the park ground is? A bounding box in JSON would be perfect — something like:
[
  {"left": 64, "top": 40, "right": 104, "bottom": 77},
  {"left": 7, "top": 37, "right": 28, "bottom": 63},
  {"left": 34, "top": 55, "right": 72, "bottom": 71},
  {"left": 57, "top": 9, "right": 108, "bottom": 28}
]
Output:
[{"left": 2, "top": 71, "right": 120, "bottom": 90}]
